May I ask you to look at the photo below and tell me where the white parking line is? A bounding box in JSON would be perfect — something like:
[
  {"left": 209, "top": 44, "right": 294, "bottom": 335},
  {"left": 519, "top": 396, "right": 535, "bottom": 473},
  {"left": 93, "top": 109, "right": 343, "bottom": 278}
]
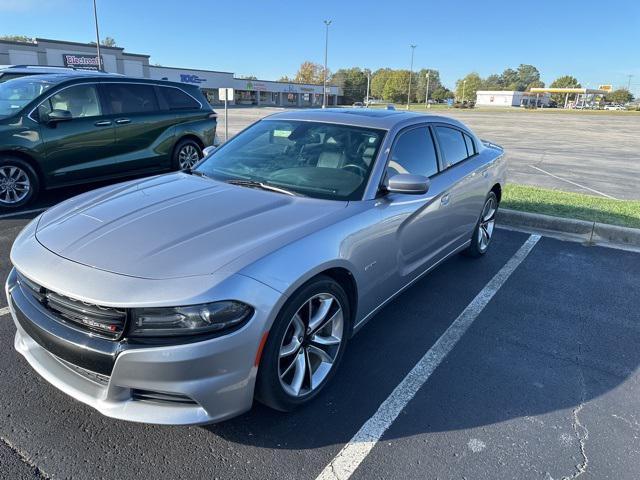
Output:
[
  {"left": 529, "top": 165, "right": 617, "bottom": 199},
  {"left": 0, "top": 307, "right": 10, "bottom": 317},
  {"left": 0, "top": 207, "right": 47, "bottom": 220},
  {"left": 316, "top": 234, "right": 541, "bottom": 480}
]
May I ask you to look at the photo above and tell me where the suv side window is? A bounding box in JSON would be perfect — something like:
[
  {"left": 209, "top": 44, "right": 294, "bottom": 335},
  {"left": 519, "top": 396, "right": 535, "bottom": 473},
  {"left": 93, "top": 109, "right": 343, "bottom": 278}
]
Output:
[
  {"left": 160, "top": 87, "right": 200, "bottom": 110},
  {"left": 103, "top": 83, "right": 159, "bottom": 114},
  {"left": 435, "top": 126, "right": 469, "bottom": 167},
  {"left": 388, "top": 126, "right": 439, "bottom": 178},
  {"left": 38, "top": 84, "right": 102, "bottom": 119}
]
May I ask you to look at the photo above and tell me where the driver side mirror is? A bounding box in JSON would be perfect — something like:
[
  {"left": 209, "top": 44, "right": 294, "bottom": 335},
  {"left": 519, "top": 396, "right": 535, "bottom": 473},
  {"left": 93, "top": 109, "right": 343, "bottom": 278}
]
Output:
[
  {"left": 44, "top": 109, "right": 73, "bottom": 125},
  {"left": 202, "top": 145, "right": 217, "bottom": 157},
  {"left": 385, "top": 173, "right": 430, "bottom": 195}
]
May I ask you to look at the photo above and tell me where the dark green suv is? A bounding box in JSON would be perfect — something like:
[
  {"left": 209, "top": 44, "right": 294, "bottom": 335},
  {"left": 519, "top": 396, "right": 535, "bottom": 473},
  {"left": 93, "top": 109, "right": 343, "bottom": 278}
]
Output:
[{"left": 0, "top": 73, "right": 216, "bottom": 208}]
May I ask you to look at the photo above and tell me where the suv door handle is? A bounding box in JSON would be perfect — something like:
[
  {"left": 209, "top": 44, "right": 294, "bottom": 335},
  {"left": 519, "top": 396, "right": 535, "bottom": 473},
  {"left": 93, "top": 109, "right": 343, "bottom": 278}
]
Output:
[
  {"left": 115, "top": 118, "right": 131, "bottom": 125},
  {"left": 94, "top": 120, "right": 112, "bottom": 127},
  {"left": 440, "top": 193, "right": 451, "bottom": 206}
]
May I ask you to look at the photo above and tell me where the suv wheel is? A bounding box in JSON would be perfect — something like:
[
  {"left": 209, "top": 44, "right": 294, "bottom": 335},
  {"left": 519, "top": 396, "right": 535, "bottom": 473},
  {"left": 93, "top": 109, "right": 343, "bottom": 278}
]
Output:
[
  {"left": 463, "top": 191, "right": 498, "bottom": 258},
  {"left": 173, "top": 139, "right": 203, "bottom": 170},
  {"left": 0, "top": 157, "right": 39, "bottom": 209},
  {"left": 255, "top": 275, "right": 351, "bottom": 411}
]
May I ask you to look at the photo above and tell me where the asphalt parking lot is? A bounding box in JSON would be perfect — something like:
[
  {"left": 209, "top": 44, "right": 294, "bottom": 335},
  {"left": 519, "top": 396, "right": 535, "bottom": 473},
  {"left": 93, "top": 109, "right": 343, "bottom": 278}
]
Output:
[{"left": 1, "top": 214, "right": 639, "bottom": 479}]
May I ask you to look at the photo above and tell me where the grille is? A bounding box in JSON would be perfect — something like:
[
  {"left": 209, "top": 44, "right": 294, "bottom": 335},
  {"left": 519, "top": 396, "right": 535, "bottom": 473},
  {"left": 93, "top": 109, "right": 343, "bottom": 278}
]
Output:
[
  {"left": 131, "top": 389, "right": 197, "bottom": 405},
  {"left": 17, "top": 273, "right": 126, "bottom": 339},
  {"left": 56, "top": 355, "right": 110, "bottom": 386}
]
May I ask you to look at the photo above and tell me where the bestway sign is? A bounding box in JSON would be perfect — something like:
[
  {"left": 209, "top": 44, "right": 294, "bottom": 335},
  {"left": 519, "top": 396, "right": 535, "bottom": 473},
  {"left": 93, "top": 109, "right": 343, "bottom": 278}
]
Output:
[{"left": 180, "top": 74, "right": 207, "bottom": 84}]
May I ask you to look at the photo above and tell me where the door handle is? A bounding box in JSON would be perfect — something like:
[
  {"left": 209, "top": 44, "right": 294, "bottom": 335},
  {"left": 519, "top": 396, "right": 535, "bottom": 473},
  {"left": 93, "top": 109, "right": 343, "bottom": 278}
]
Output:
[
  {"left": 94, "top": 120, "right": 112, "bottom": 127},
  {"left": 115, "top": 118, "right": 131, "bottom": 125},
  {"left": 440, "top": 193, "right": 451, "bottom": 206}
]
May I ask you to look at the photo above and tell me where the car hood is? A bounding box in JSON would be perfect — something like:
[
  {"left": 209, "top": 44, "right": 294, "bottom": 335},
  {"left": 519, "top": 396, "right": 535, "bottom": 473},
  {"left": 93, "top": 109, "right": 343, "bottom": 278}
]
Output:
[{"left": 35, "top": 173, "right": 347, "bottom": 279}]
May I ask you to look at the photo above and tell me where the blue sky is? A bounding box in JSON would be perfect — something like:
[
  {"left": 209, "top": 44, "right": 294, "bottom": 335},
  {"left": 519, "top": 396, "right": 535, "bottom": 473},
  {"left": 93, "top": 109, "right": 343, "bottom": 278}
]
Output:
[{"left": 1, "top": 0, "right": 639, "bottom": 94}]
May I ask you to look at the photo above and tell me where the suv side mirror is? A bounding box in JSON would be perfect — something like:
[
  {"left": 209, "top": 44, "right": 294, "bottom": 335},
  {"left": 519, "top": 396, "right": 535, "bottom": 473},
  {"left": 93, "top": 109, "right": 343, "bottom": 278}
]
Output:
[
  {"left": 45, "top": 109, "right": 73, "bottom": 124},
  {"left": 202, "top": 145, "right": 217, "bottom": 157},
  {"left": 385, "top": 173, "right": 430, "bottom": 195}
]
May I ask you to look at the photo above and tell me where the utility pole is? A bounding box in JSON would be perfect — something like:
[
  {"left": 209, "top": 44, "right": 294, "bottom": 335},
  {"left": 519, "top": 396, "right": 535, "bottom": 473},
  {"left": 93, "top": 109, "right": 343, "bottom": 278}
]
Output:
[
  {"left": 365, "top": 70, "right": 370, "bottom": 106},
  {"left": 425, "top": 71, "right": 431, "bottom": 109},
  {"left": 628, "top": 74, "right": 634, "bottom": 91},
  {"left": 407, "top": 44, "right": 416, "bottom": 110},
  {"left": 461, "top": 79, "right": 466, "bottom": 103},
  {"left": 92, "top": 0, "right": 102, "bottom": 71},
  {"left": 322, "top": 20, "right": 332, "bottom": 108}
]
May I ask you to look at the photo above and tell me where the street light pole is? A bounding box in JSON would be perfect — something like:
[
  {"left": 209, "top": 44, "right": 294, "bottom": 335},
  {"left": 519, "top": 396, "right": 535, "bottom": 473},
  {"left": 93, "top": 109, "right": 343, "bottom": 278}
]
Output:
[
  {"left": 322, "top": 20, "right": 332, "bottom": 108},
  {"left": 461, "top": 79, "right": 466, "bottom": 103},
  {"left": 365, "top": 70, "right": 370, "bottom": 106},
  {"left": 425, "top": 71, "right": 431, "bottom": 109},
  {"left": 92, "top": 0, "right": 102, "bottom": 71},
  {"left": 407, "top": 44, "right": 416, "bottom": 110},
  {"left": 628, "top": 74, "right": 634, "bottom": 91}
]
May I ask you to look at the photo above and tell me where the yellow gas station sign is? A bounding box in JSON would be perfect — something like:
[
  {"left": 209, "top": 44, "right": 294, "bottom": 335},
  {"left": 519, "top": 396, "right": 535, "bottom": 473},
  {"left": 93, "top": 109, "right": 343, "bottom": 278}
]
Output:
[{"left": 598, "top": 85, "right": 613, "bottom": 92}]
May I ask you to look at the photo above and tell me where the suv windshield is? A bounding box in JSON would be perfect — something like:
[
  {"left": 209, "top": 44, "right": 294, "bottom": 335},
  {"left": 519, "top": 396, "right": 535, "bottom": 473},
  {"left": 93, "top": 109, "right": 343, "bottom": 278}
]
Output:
[
  {"left": 0, "top": 77, "right": 55, "bottom": 118},
  {"left": 195, "top": 119, "right": 386, "bottom": 200}
]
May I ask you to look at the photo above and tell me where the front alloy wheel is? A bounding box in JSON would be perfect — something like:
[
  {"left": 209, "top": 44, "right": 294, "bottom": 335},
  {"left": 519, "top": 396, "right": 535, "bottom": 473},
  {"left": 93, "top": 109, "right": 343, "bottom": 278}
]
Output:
[
  {"left": 278, "top": 293, "right": 344, "bottom": 397},
  {"left": 256, "top": 276, "right": 351, "bottom": 411},
  {"left": 0, "top": 157, "right": 39, "bottom": 209}
]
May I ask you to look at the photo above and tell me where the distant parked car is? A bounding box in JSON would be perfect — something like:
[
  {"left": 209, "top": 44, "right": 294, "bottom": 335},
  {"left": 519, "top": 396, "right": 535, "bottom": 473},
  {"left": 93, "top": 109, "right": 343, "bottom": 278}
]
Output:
[
  {"left": 604, "top": 104, "right": 625, "bottom": 111},
  {"left": 0, "top": 73, "right": 216, "bottom": 208},
  {"left": 352, "top": 101, "right": 364, "bottom": 108}
]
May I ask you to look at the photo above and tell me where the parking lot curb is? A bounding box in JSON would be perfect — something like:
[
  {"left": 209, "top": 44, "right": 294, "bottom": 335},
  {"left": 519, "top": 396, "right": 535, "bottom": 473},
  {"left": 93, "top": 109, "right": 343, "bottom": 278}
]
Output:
[{"left": 497, "top": 208, "right": 640, "bottom": 250}]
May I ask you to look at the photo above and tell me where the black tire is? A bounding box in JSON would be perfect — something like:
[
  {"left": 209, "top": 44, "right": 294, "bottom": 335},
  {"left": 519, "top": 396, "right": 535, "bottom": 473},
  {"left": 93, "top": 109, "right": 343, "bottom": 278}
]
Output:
[
  {"left": 0, "top": 156, "right": 40, "bottom": 209},
  {"left": 255, "top": 275, "right": 352, "bottom": 412},
  {"left": 172, "top": 138, "right": 203, "bottom": 170},
  {"left": 463, "top": 191, "right": 499, "bottom": 258}
]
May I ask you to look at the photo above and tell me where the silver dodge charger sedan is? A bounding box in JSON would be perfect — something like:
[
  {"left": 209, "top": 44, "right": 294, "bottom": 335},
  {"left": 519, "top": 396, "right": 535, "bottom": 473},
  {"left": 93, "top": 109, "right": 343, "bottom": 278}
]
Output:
[{"left": 6, "top": 109, "right": 505, "bottom": 425}]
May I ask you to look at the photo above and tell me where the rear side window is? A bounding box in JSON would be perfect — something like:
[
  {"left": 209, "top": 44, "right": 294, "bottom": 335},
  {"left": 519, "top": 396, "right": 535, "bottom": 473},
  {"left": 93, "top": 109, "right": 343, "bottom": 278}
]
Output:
[
  {"left": 388, "top": 126, "right": 439, "bottom": 178},
  {"left": 464, "top": 133, "right": 476, "bottom": 156},
  {"left": 103, "top": 83, "right": 158, "bottom": 114},
  {"left": 38, "top": 84, "right": 102, "bottom": 119},
  {"left": 435, "top": 126, "right": 469, "bottom": 167},
  {"left": 160, "top": 87, "right": 200, "bottom": 110}
]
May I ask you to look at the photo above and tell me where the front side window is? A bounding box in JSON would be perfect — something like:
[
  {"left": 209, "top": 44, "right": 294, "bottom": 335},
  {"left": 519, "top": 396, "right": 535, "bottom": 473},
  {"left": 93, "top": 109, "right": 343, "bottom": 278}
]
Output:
[
  {"left": 103, "top": 83, "right": 158, "bottom": 114},
  {"left": 195, "top": 120, "right": 386, "bottom": 200},
  {"left": 388, "top": 126, "right": 439, "bottom": 178},
  {"left": 0, "top": 77, "right": 55, "bottom": 118},
  {"left": 38, "top": 84, "right": 102, "bottom": 119},
  {"left": 435, "top": 126, "right": 469, "bottom": 167}
]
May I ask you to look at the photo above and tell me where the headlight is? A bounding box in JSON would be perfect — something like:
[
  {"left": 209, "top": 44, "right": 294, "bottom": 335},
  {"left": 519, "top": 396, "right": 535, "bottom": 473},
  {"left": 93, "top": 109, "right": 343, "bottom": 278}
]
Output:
[{"left": 130, "top": 301, "right": 253, "bottom": 337}]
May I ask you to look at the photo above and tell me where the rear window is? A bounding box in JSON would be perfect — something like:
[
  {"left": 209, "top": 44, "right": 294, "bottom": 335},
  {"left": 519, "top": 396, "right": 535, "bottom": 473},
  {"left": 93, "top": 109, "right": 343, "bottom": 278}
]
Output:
[
  {"left": 103, "top": 83, "right": 158, "bottom": 114},
  {"left": 160, "top": 87, "right": 200, "bottom": 110},
  {"left": 464, "top": 133, "right": 476, "bottom": 156}
]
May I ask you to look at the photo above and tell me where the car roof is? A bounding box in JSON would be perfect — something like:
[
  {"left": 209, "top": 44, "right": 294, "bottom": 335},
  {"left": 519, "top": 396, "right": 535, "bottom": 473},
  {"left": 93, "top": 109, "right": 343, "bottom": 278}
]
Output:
[
  {"left": 2, "top": 72, "right": 196, "bottom": 90},
  {"left": 264, "top": 108, "right": 466, "bottom": 130},
  {"left": 0, "top": 65, "right": 116, "bottom": 75}
]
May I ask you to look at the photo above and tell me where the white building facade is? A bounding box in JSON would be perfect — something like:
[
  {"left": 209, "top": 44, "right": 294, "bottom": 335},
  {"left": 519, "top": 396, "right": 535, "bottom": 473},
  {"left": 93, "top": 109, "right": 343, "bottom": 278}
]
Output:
[
  {"left": 475, "top": 90, "right": 550, "bottom": 107},
  {"left": 0, "top": 38, "right": 341, "bottom": 106}
]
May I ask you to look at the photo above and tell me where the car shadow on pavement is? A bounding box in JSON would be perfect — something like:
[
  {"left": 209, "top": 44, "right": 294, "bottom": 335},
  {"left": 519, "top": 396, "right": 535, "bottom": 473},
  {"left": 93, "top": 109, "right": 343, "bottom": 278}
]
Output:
[{"left": 201, "top": 233, "right": 640, "bottom": 452}]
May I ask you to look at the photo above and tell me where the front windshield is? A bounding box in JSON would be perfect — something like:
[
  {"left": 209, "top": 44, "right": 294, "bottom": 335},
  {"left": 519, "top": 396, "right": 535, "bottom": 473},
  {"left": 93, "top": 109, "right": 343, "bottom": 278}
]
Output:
[
  {"left": 0, "top": 77, "right": 55, "bottom": 118},
  {"left": 195, "top": 119, "right": 386, "bottom": 200}
]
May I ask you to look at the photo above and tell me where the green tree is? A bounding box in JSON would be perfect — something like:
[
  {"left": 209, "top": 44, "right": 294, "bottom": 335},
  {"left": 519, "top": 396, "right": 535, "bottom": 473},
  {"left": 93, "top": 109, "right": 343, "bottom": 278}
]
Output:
[
  {"left": 383, "top": 70, "right": 411, "bottom": 102},
  {"left": 278, "top": 75, "right": 293, "bottom": 83},
  {"left": 239, "top": 75, "right": 258, "bottom": 80},
  {"left": 455, "top": 73, "right": 483, "bottom": 102},
  {"left": 516, "top": 64, "right": 541, "bottom": 90},
  {"left": 606, "top": 88, "right": 633, "bottom": 104},
  {"left": 482, "top": 74, "right": 504, "bottom": 90},
  {"left": 331, "top": 67, "right": 369, "bottom": 104},
  {"left": 370, "top": 68, "right": 393, "bottom": 99},
  {"left": 549, "top": 75, "right": 581, "bottom": 106},
  {"left": 431, "top": 86, "right": 454, "bottom": 102},
  {"left": 102, "top": 36, "right": 117, "bottom": 47},
  {"left": 294, "top": 61, "right": 327, "bottom": 85},
  {"left": 0, "top": 35, "right": 34, "bottom": 43},
  {"left": 414, "top": 69, "right": 442, "bottom": 103}
]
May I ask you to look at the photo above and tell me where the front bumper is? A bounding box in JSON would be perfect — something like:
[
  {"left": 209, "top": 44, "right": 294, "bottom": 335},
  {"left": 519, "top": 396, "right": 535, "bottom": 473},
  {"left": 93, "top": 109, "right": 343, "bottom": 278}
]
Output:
[{"left": 6, "top": 268, "right": 281, "bottom": 425}]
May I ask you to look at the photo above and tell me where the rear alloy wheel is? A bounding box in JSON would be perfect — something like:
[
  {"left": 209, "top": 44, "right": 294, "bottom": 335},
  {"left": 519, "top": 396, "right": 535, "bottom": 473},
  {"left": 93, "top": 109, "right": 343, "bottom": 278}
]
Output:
[
  {"left": 256, "top": 276, "right": 351, "bottom": 411},
  {"left": 463, "top": 191, "right": 498, "bottom": 257},
  {"left": 0, "top": 158, "right": 39, "bottom": 209},
  {"left": 173, "top": 139, "right": 203, "bottom": 170}
]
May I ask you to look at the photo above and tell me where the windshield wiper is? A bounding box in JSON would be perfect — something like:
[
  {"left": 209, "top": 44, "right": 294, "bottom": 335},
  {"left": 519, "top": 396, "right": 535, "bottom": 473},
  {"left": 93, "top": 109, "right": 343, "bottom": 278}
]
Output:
[{"left": 226, "top": 179, "right": 303, "bottom": 197}]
